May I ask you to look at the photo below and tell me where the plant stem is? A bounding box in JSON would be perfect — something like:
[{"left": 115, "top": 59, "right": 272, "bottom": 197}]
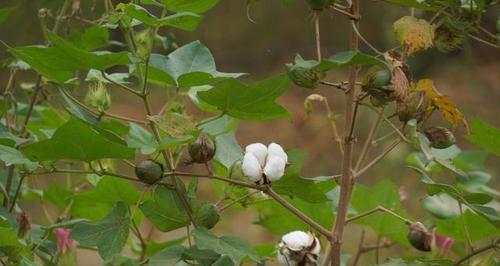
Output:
[
  {"left": 351, "top": 230, "right": 366, "bottom": 266},
  {"left": 345, "top": 206, "right": 412, "bottom": 225},
  {"left": 452, "top": 239, "right": 499, "bottom": 266},
  {"left": 353, "top": 138, "right": 403, "bottom": 179},
  {"left": 8, "top": 175, "right": 26, "bottom": 211},
  {"left": 354, "top": 107, "right": 384, "bottom": 171},
  {"left": 330, "top": 1, "right": 360, "bottom": 264},
  {"left": 314, "top": 10, "right": 322, "bottom": 61}
]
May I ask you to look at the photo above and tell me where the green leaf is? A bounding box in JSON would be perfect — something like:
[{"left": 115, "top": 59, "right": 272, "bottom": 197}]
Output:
[
  {"left": 81, "top": 176, "right": 141, "bottom": 205},
  {"left": 255, "top": 196, "right": 334, "bottom": 235},
  {"left": 192, "top": 227, "right": 261, "bottom": 264},
  {"left": 465, "top": 117, "right": 500, "bottom": 156},
  {"left": 0, "top": 145, "right": 38, "bottom": 171},
  {"left": 121, "top": 4, "right": 202, "bottom": 31},
  {"left": 317, "top": 50, "right": 388, "bottom": 71},
  {"left": 44, "top": 183, "right": 72, "bottom": 209},
  {"left": 59, "top": 88, "right": 100, "bottom": 126},
  {"left": 22, "top": 117, "right": 135, "bottom": 162},
  {"left": 0, "top": 6, "right": 16, "bottom": 24},
  {"left": 159, "top": 0, "right": 220, "bottom": 13},
  {"left": 127, "top": 122, "right": 158, "bottom": 155},
  {"left": 0, "top": 227, "right": 21, "bottom": 247},
  {"left": 435, "top": 210, "right": 500, "bottom": 241},
  {"left": 198, "top": 74, "right": 290, "bottom": 120},
  {"left": 146, "top": 236, "right": 187, "bottom": 257},
  {"left": 272, "top": 150, "right": 335, "bottom": 203},
  {"left": 145, "top": 41, "right": 244, "bottom": 87},
  {"left": 422, "top": 193, "right": 460, "bottom": 219},
  {"left": 8, "top": 34, "right": 130, "bottom": 83},
  {"left": 199, "top": 115, "right": 242, "bottom": 168},
  {"left": 68, "top": 26, "right": 109, "bottom": 51},
  {"left": 140, "top": 186, "right": 189, "bottom": 232},
  {"left": 71, "top": 202, "right": 130, "bottom": 259},
  {"left": 149, "top": 245, "right": 186, "bottom": 266},
  {"left": 351, "top": 179, "right": 411, "bottom": 245}
]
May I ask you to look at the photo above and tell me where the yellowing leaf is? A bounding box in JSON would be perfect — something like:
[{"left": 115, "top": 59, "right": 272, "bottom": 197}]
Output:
[
  {"left": 393, "top": 16, "right": 434, "bottom": 55},
  {"left": 413, "top": 79, "right": 469, "bottom": 131}
]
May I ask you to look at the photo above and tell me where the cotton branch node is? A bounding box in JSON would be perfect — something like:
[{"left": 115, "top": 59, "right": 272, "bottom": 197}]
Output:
[{"left": 277, "top": 231, "right": 321, "bottom": 266}]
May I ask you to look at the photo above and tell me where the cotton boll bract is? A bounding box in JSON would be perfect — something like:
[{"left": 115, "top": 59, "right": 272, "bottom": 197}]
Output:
[
  {"left": 241, "top": 153, "right": 262, "bottom": 182},
  {"left": 245, "top": 143, "right": 268, "bottom": 167},
  {"left": 268, "top": 142, "right": 288, "bottom": 163},
  {"left": 263, "top": 156, "right": 286, "bottom": 181},
  {"left": 277, "top": 231, "right": 321, "bottom": 266}
]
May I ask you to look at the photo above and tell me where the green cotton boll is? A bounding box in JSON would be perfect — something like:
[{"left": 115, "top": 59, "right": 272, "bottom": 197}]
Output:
[
  {"left": 85, "top": 82, "right": 111, "bottom": 112},
  {"left": 362, "top": 66, "right": 393, "bottom": 106},
  {"left": 194, "top": 204, "right": 220, "bottom": 229},
  {"left": 286, "top": 66, "right": 325, "bottom": 89}
]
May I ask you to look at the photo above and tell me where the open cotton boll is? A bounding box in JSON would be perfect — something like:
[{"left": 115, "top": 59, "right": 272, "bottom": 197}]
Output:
[
  {"left": 241, "top": 153, "right": 262, "bottom": 182},
  {"left": 268, "top": 143, "right": 288, "bottom": 163},
  {"left": 281, "top": 231, "right": 311, "bottom": 250},
  {"left": 245, "top": 143, "right": 268, "bottom": 167},
  {"left": 263, "top": 155, "right": 286, "bottom": 181}
]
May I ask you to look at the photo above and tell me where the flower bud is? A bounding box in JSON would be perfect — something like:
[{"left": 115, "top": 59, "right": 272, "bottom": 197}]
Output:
[
  {"left": 135, "top": 160, "right": 163, "bottom": 184},
  {"left": 85, "top": 82, "right": 111, "bottom": 112},
  {"left": 286, "top": 57, "right": 325, "bottom": 89},
  {"left": 424, "top": 126, "right": 455, "bottom": 149},
  {"left": 277, "top": 231, "right": 321, "bottom": 266},
  {"left": 16, "top": 211, "right": 30, "bottom": 238},
  {"left": 56, "top": 228, "right": 77, "bottom": 266},
  {"left": 362, "top": 66, "right": 393, "bottom": 106},
  {"left": 194, "top": 204, "right": 220, "bottom": 229},
  {"left": 188, "top": 134, "right": 216, "bottom": 164},
  {"left": 228, "top": 159, "right": 245, "bottom": 180},
  {"left": 407, "top": 222, "right": 432, "bottom": 252}
]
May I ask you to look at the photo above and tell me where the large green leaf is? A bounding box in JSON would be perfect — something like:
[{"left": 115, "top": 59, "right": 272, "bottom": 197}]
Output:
[
  {"left": 317, "top": 50, "right": 388, "bottom": 71},
  {"left": 422, "top": 193, "right": 460, "bottom": 219},
  {"left": 8, "top": 34, "right": 130, "bottom": 83},
  {"left": 127, "top": 122, "right": 158, "bottom": 155},
  {"left": 435, "top": 210, "right": 500, "bottom": 241},
  {"left": 149, "top": 245, "right": 186, "bottom": 266},
  {"left": 465, "top": 117, "right": 500, "bottom": 156},
  {"left": 159, "top": 0, "right": 220, "bottom": 13},
  {"left": 272, "top": 150, "right": 335, "bottom": 203},
  {"left": 120, "top": 4, "right": 202, "bottom": 31},
  {"left": 22, "top": 117, "right": 135, "bottom": 162},
  {"left": 198, "top": 74, "right": 290, "bottom": 120},
  {"left": 0, "top": 145, "right": 38, "bottom": 171},
  {"left": 140, "top": 186, "right": 189, "bottom": 232},
  {"left": 192, "top": 227, "right": 261, "bottom": 264},
  {"left": 71, "top": 202, "right": 130, "bottom": 259},
  {"left": 351, "top": 179, "right": 411, "bottom": 245},
  {"left": 79, "top": 176, "right": 141, "bottom": 205},
  {"left": 146, "top": 41, "right": 244, "bottom": 87},
  {"left": 68, "top": 26, "right": 109, "bottom": 51},
  {"left": 255, "top": 196, "right": 334, "bottom": 236}
]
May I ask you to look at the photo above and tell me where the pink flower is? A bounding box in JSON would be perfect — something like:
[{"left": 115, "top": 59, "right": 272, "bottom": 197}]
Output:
[
  {"left": 432, "top": 228, "right": 454, "bottom": 256},
  {"left": 55, "top": 228, "right": 77, "bottom": 254}
]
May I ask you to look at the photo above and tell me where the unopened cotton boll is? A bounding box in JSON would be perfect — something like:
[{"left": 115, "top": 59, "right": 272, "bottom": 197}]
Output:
[
  {"left": 241, "top": 153, "right": 262, "bottom": 182},
  {"left": 277, "top": 231, "right": 321, "bottom": 266},
  {"left": 268, "top": 142, "right": 288, "bottom": 162},
  {"left": 263, "top": 156, "right": 286, "bottom": 181},
  {"left": 245, "top": 143, "right": 268, "bottom": 167}
]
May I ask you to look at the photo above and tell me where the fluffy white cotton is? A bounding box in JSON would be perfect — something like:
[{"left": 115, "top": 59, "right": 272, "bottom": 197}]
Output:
[
  {"left": 263, "top": 156, "right": 286, "bottom": 181},
  {"left": 245, "top": 143, "right": 268, "bottom": 167},
  {"left": 310, "top": 237, "right": 321, "bottom": 255},
  {"left": 268, "top": 142, "right": 288, "bottom": 162},
  {"left": 281, "top": 231, "right": 311, "bottom": 251},
  {"left": 241, "top": 153, "right": 262, "bottom": 182}
]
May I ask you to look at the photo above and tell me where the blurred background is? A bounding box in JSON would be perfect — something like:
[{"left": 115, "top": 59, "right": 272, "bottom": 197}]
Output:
[{"left": 1, "top": 0, "right": 499, "bottom": 265}]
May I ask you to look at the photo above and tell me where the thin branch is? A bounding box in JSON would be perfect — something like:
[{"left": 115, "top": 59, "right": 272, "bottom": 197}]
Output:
[
  {"left": 361, "top": 103, "right": 411, "bottom": 143},
  {"left": 452, "top": 239, "right": 499, "bottom": 266},
  {"left": 320, "top": 80, "right": 348, "bottom": 92},
  {"left": 101, "top": 70, "right": 142, "bottom": 97},
  {"left": 350, "top": 21, "right": 384, "bottom": 56},
  {"left": 167, "top": 171, "right": 260, "bottom": 190},
  {"left": 196, "top": 112, "right": 225, "bottom": 127},
  {"left": 468, "top": 34, "right": 500, "bottom": 49},
  {"left": 351, "top": 230, "right": 366, "bottom": 266},
  {"left": 355, "top": 106, "right": 384, "bottom": 171},
  {"left": 8, "top": 175, "right": 26, "bottom": 211},
  {"left": 328, "top": 4, "right": 359, "bottom": 20},
  {"left": 219, "top": 190, "right": 260, "bottom": 212},
  {"left": 314, "top": 10, "right": 322, "bottom": 61},
  {"left": 345, "top": 206, "right": 412, "bottom": 225},
  {"left": 353, "top": 139, "right": 403, "bottom": 179}
]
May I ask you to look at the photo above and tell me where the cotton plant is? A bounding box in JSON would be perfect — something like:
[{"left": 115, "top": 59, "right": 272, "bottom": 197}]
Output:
[
  {"left": 241, "top": 142, "right": 288, "bottom": 184},
  {"left": 277, "top": 230, "right": 321, "bottom": 266}
]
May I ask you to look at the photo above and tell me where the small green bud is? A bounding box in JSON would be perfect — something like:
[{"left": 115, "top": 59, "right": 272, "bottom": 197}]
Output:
[
  {"left": 188, "top": 134, "right": 216, "bottom": 164},
  {"left": 228, "top": 159, "right": 245, "bottom": 180},
  {"left": 424, "top": 126, "right": 455, "bottom": 149},
  {"left": 135, "top": 160, "right": 163, "bottom": 184},
  {"left": 194, "top": 203, "right": 220, "bottom": 229},
  {"left": 285, "top": 55, "right": 325, "bottom": 89},
  {"left": 85, "top": 82, "right": 111, "bottom": 112},
  {"left": 407, "top": 222, "right": 432, "bottom": 252}
]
